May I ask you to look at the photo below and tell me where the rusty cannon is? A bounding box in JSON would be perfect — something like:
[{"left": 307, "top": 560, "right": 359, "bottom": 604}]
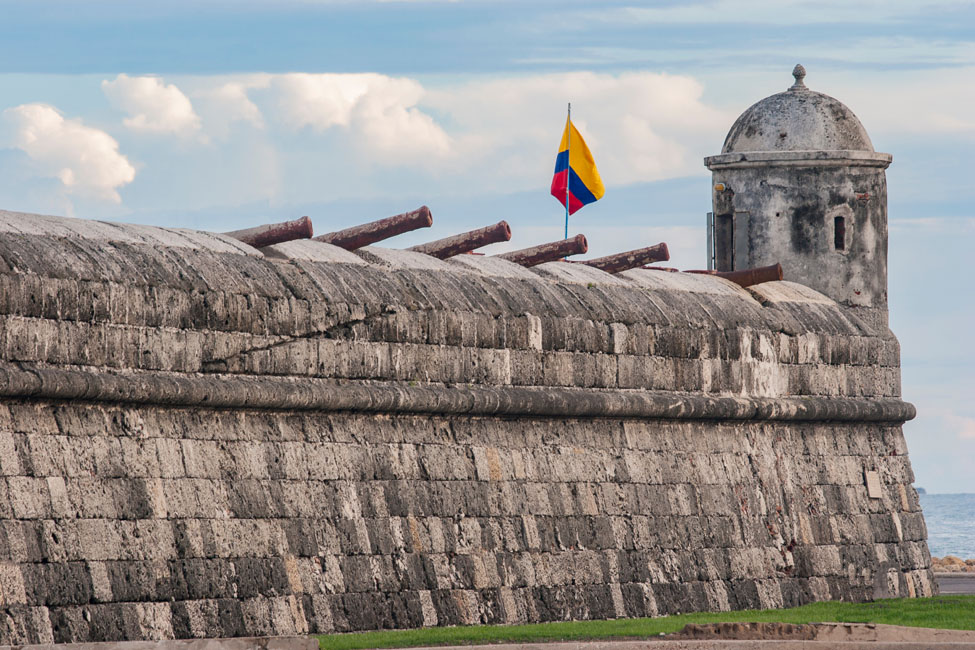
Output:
[
  {"left": 686, "top": 263, "right": 783, "bottom": 288},
  {"left": 314, "top": 206, "right": 433, "bottom": 250},
  {"left": 223, "top": 216, "right": 314, "bottom": 248},
  {"left": 408, "top": 221, "right": 512, "bottom": 259},
  {"left": 584, "top": 242, "right": 670, "bottom": 274},
  {"left": 496, "top": 234, "right": 588, "bottom": 267}
]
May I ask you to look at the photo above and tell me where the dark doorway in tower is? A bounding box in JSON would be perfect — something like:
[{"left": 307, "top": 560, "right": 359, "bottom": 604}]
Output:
[{"left": 715, "top": 213, "right": 734, "bottom": 271}]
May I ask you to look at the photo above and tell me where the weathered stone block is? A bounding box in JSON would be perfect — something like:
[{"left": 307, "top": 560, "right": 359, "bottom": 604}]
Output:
[{"left": 0, "top": 211, "right": 933, "bottom": 644}]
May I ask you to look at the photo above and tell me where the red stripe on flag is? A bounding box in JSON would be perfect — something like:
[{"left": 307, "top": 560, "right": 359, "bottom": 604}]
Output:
[
  {"left": 567, "top": 191, "right": 584, "bottom": 215},
  {"left": 552, "top": 169, "right": 595, "bottom": 215},
  {"left": 550, "top": 169, "right": 568, "bottom": 206}
]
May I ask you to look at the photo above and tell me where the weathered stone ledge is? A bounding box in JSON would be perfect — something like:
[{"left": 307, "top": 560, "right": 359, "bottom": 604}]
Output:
[
  {"left": 704, "top": 150, "right": 893, "bottom": 169},
  {"left": 0, "top": 362, "right": 915, "bottom": 423}
]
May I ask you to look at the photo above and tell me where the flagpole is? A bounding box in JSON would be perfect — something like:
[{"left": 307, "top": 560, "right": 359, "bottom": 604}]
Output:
[{"left": 565, "top": 102, "right": 570, "bottom": 241}]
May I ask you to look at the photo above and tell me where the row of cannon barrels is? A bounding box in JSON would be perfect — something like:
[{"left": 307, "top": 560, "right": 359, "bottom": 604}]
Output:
[{"left": 221, "top": 206, "right": 780, "bottom": 287}]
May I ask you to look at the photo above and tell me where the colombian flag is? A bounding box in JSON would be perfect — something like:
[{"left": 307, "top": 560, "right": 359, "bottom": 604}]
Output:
[{"left": 551, "top": 118, "right": 605, "bottom": 215}]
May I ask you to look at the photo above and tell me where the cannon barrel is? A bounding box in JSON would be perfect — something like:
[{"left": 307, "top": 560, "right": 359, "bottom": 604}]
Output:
[
  {"left": 408, "top": 221, "right": 512, "bottom": 259},
  {"left": 686, "top": 263, "right": 783, "bottom": 288},
  {"left": 585, "top": 242, "right": 670, "bottom": 274},
  {"left": 314, "top": 206, "right": 433, "bottom": 250},
  {"left": 223, "top": 216, "right": 313, "bottom": 248},
  {"left": 496, "top": 234, "right": 588, "bottom": 267}
]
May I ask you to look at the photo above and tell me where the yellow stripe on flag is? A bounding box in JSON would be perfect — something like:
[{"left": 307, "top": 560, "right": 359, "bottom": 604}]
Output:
[{"left": 557, "top": 118, "right": 604, "bottom": 201}]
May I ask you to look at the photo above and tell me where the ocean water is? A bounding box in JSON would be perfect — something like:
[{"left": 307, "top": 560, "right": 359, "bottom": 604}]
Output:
[{"left": 918, "top": 493, "right": 975, "bottom": 558}]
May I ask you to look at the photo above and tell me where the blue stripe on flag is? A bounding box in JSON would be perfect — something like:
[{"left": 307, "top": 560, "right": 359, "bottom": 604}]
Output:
[
  {"left": 553, "top": 151, "right": 569, "bottom": 174},
  {"left": 568, "top": 168, "right": 597, "bottom": 205}
]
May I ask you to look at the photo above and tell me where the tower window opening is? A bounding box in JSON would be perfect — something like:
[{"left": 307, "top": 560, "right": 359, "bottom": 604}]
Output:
[{"left": 834, "top": 216, "right": 846, "bottom": 251}]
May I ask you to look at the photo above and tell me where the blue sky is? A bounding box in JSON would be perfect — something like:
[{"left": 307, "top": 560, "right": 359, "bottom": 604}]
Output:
[{"left": 1, "top": 0, "right": 973, "bottom": 492}]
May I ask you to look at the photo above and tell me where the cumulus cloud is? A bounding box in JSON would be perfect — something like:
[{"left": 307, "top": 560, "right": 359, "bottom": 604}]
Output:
[
  {"left": 102, "top": 74, "right": 202, "bottom": 135},
  {"left": 424, "top": 71, "right": 730, "bottom": 189},
  {"left": 829, "top": 67, "right": 975, "bottom": 139},
  {"left": 192, "top": 76, "right": 270, "bottom": 140},
  {"left": 138, "top": 69, "right": 728, "bottom": 201},
  {"left": 269, "top": 73, "right": 374, "bottom": 130},
  {"left": 1, "top": 103, "right": 136, "bottom": 203},
  {"left": 266, "top": 73, "right": 451, "bottom": 160},
  {"left": 4, "top": 69, "right": 727, "bottom": 209},
  {"left": 209, "top": 81, "right": 266, "bottom": 128}
]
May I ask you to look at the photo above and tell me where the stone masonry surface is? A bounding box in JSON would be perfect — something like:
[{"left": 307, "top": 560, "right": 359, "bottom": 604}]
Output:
[{"left": 0, "top": 211, "right": 932, "bottom": 643}]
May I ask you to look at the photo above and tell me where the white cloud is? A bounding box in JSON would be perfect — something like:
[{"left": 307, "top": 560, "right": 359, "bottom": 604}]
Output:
[
  {"left": 827, "top": 67, "right": 975, "bottom": 139},
  {"left": 122, "top": 69, "right": 727, "bottom": 203},
  {"left": 209, "top": 81, "right": 266, "bottom": 128},
  {"left": 191, "top": 76, "right": 270, "bottom": 140},
  {"left": 580, "top": 0, "right": 975, "bottom": 27},
  {"left": 269, "top": 73, "right": 371, "bottom": 130},
  {"left": 424, "top": 71, "right": 730, "bottom": 189},
  {"left": 266, "top": 73, "right": 451, "bottom": 161},
  {"left": 1, "top": 103, "right": 136, "bottom": 204},
  {"left": 351, "top": 79, "right": 451, "bottom": 159},
  {"left": 519, "top": 37, "right": 975, "bottom": 71},
  {"left": 0, "top": 68, "right": 729, "bottom": 209},
  {"left": 102, "top": 74, "right": 202, "bottom": 135}
]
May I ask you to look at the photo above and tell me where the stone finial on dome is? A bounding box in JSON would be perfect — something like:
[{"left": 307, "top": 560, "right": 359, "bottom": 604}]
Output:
[{"left": 790, "top": 64, "right": 807, "bottom": 91}]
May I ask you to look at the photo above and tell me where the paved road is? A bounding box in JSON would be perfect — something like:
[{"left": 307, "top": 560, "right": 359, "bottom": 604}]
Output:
[{"left": 936, "top": 572, "right": 975, "bottom": 594}]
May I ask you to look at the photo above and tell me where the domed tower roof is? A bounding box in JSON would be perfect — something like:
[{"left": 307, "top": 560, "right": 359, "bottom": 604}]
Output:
[{"left": 721, "top": 65, "right": 874, "bottom": 154}]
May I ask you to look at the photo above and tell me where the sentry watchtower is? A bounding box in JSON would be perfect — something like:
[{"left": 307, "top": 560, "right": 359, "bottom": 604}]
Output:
[{"left": 705, "top": 65, "right": 892, "bottom": 313}]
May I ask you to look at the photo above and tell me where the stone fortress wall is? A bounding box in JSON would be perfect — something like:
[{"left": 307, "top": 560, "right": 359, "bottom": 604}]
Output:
[{"left": 0, "top": 209, "right": 932, "bottom": 644}]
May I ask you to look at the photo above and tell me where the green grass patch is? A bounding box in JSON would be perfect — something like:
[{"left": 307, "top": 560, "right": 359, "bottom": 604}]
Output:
[{"left": 316, "top": 596, "right": 975, "bottom": 650}]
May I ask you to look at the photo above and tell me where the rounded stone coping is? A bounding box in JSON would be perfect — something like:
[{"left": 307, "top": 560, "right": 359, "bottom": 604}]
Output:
[
  {"left": 621, "top": 268, "right": 754, "bottom": 298},
  {"left": 532, "top": 261, "right": 631, "bottom": 287},
  {"left": 445, "top": 254, "right": 540, "bottom": 279},
  {"left": 0, "top": 362, "right": 916, "bottom": 423},
  {"left": 747, "top": 281, "right": 834, "bottom": 305},
  {"left": 705, "top": 150, "right": 892, "bottom": 170},
  {"left": 0, "top": 210, "right": 848, "bottom": 321},
  {"left": 0, "top": 210, "right": 259, "bottom": 256},
  {"left": 354, "top": 246, "right": 456, "bottom": 271},
  {"left": 262, "top": 239, "right": 368, "bottom": 265}
]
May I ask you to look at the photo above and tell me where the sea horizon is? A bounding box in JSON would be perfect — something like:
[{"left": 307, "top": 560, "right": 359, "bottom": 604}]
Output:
[{"left": 918, "top": 492, "right": 975, "bottom": 559}]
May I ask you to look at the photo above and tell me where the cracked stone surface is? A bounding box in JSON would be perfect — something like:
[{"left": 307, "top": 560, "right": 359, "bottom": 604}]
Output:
[{"left": 0, "top": 210, "right": 932, "bottom": 644}]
